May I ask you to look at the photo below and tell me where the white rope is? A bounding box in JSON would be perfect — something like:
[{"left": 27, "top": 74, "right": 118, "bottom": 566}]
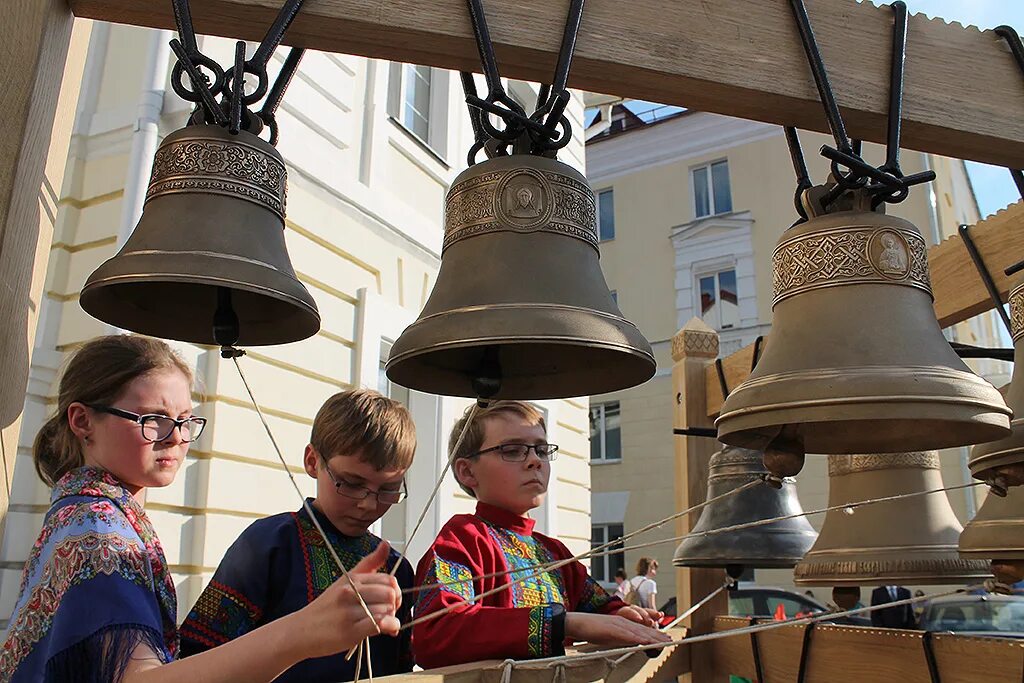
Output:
[
  {"left": 525, "top": 583, "right": 983, "bottom": 667},
  {"left": 353, "top": 638, "right": 364, "bottom": 683},
  {"left": 499, "top": 658, "right": 515, "bottom": 683},
  {"left": 401, "top": 478, "right": 763, "bottom": 596},
  {"left": 661, "top": 577, "right": 734, "bottom": 632},
  {"left": 400, "top": 478, "right": 762, "bottom": 632},
  {"left": 390, "top": 401, "right": 480, "bottom": 578},
  {"left": 229, "top": 355, "right": 379, "bottom": 630}
]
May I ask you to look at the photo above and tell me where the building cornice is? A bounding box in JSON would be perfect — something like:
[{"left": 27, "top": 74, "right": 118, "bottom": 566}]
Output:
[{"left": 587, "top": 112, "right": 781, "bottom": 185}]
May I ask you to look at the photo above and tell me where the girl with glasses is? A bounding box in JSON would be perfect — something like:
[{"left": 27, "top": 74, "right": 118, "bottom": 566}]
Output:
[{"left": 1, "top": 335, "right": 401, "bottom": 683}]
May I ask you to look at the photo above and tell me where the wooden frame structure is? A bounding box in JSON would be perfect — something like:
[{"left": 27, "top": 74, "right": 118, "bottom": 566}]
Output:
[{"left": 3, "top": 0, "right": 1024, "bottom": 679}]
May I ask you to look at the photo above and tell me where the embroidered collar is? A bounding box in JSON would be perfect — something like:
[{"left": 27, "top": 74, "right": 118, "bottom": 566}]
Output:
[
  {"left": 301, "top": 498, "right": 366, "bottom": 542},
  {"left": 475, "top": 501, "right": 536, "bottom": 535}
]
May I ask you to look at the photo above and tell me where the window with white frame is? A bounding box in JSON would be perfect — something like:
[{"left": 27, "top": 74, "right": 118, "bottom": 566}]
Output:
[
  {"left": 598, "top": 189, "right": 615, "bottom": 241},
  {"left": 692, "top": 160, "right": 732, "bottom": 218},
  {"left": 698, "top": 268, "right": 740, "bottom": 330},
  {"left": 590, "top": 401, "right": 622, "bottom": 461},
  {"left": 591, "top": 523, "right": 624, "bottom": 585},
  {"left": 387, "top": 63, "right": 448, "bottom": 156}
]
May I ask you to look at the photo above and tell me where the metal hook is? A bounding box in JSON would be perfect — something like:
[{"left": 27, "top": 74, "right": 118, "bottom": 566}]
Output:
[
  {"left": 258, "top": 47, "right": 305, "bottom": 145},
  {"left": 785, "top": 127, "right": 811, "bottom": 222},
  {"left": 996, "top": 26, "right": 1024, "bottom": 200}
]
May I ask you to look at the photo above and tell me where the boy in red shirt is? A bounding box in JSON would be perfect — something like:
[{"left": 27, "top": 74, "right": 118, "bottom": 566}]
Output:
[{"left": 412, "top": 401, "right": 669, "bottom": 668}]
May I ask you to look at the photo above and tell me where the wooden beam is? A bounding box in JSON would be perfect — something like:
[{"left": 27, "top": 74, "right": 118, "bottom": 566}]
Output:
[
  {"left": 672, "top": 318, "right": 726, "bottom": 683},
  {"left": 705, "top": 201, "right": 1024, "bottom": 417},
  {"left": 710, "top": 616, "right": 1024, "bottom": 682},
  {"left": 70, "top": 0, "right": 1024, "bottom": 167},
  {"left": 932, "top": 201, "right": 1024, "bottom": 328},
  {"left": 0, "top": 5, "right": 88, "bottom": 538},
  {"left": 364, "top": 630, "right": 689, "bottom": 682}
]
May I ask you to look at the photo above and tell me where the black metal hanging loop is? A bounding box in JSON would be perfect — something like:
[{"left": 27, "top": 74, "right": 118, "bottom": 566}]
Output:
[
  {"left": 785, "top": 126, "right": 812, "bottom": 222},
  {"left": 789, "top": 0, "right": 933, "bottom": 210},
  {"left": 464, "top": 0, "right": 530, "bottom": 144},
  {"left": 787, "top": 0, "right": 864, "bottom": 194},
  {"left": 258, "top": 47, "right": 305, "bottom": 146},
  {"left": 169, "top": 0, "right": 228, "bottom": 126},
  {"left": 167, "top": 0, "right": 308, "bottom": 144},
  {"left": 995, "top": 25, "right": 1024, "bottom": 201},
  {"left": 221, "top": 0, "right": 308, "bottom": 123},
  {"left": 462, "top": 0, "right": 584, "bottom": 157}
]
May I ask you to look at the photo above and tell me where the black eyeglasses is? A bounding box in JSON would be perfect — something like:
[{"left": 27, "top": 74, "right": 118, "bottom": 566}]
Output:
[
  {"left": 86, "top": 404, "right": 207, "bottom": 443},
  {"left": 320, "top": 456, "right": 407, "bottom": 504},
  {"left": 473, "top": 443, "right": 559, "bottom": 462}
]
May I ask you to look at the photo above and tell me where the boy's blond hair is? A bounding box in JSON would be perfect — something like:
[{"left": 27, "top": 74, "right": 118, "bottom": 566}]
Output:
[
  {"left": 449, "top": 401, "right": 546, "bottom": 497},
  {"left": 311, "top": 389, "right": 416, "bottom": 470}
]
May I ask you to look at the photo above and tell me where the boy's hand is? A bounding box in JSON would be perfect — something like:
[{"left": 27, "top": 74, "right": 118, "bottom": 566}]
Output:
[
  {"left": 614, "top": 605, "right": 663, "bottom": 628},
  {"left": 564, "top": 612, "right": 673, "bottom": 649},
  {"left": 295, "top": 541, "right": 403, "bottom": 658}
]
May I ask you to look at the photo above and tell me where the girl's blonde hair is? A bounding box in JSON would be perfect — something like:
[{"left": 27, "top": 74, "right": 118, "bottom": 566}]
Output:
[{"left": 33, "top": 335, "right": 193, "bottom": 487}]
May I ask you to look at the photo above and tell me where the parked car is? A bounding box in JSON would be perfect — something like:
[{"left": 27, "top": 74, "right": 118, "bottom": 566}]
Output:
[
  {"left": 658, "top": 584, "right": 871, "bottom": 627},
  {"left": 918, "top": 594, "right": 1024, "bottom": 638}
]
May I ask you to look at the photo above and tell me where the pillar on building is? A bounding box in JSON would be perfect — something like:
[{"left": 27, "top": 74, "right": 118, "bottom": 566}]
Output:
[{"left": 671, "top": 317, "right": 726, "bottom": 682}]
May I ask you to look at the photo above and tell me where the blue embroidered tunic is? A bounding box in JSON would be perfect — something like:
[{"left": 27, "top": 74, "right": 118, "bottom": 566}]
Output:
[
  {"left": 179, "top": 499, "right": 414, "bottom": 681},
  {"left": 1, "top": 467, "right": 178, "bottom": 683}
]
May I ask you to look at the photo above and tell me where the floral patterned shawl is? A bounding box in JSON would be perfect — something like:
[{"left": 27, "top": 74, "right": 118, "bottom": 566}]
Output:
[{"left": 0, "top": 466, "right": 178, "bottom": 682}]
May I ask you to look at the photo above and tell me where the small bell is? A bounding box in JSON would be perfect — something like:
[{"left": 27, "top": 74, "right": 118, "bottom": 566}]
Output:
[
  {"left": 969, "top": 275, "right": 1024, "bottom": 491},
  {"left": 959, "top": 487, "right": 1024, "bottom": 586},
  {"left": 794, "top": 451, "right": 991, "bottom": 586},
  {"left": 386, "top": 154, "right": 654, "bottom": 399},
  {"left": 673, "top": 445, "right": 817, "bottom": 574},
  {"left": 81, "top": 124, "right": 320, "bottom": 346},
  {"left": 717, "top": 188, "right": 1010, "bottom": 465}
]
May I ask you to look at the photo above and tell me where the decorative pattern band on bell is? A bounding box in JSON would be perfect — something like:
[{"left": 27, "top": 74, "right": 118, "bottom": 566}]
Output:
[
  {"left": 80, "top": 124, "right": 320, "bottom": 346},
  {"left": 716, "top": 191, "right": 1010, "bottom": 460},
  {"left": 969, "top": 275, "right": 1024, "bottom": 490},
  {"left": 794, "top": 451, "right": 991, "bottom": 586},
  {"left": 673, "top": 446, "right": 817, "bottom": 573},
  {"left": 386, "top": 154, "right": 655, "bottom": 399}
]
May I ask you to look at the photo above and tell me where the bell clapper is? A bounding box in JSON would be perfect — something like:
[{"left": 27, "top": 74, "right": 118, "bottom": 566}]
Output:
[
  {"left": 763, "top": 427, "right": 805, "bottom": 481},
  {"left": 471, "top": 346, "right": 503, "bottom": 405},
  {"left": 214, "top": 287, "right": 245, "bottom": 359}
]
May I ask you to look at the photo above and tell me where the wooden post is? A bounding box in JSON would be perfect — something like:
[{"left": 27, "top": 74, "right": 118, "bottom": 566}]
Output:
[
  {"left": 672, "top": 318, "right": 726, "bottom": 683},
  {"left": 0, "top": 4, "right": 88, "bottom": 536}
]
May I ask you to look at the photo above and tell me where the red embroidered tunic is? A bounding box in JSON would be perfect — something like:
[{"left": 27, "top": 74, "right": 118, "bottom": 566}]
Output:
[{"left": 412, "top": 502, "right": 624, "bottom": 668}]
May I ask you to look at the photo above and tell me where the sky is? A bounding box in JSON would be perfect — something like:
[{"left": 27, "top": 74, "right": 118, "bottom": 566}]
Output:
[
  {"left": 586, "top": 1, "right": 1023, "bottom": 219},
  {"left": 868, "top": 1, "right": 1024, "bottom": 218}
]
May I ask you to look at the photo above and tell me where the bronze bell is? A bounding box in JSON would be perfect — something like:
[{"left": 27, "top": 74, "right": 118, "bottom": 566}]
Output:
[
  {"left": 959, "top": 487, "right": 1024, "bottom": 586},
  {"left": 386, "top": 154, "right": 655, "bottom": 399},
  {"left": 969, "top": 276, "right": 1024, "bottom": 491},
  {"left": 794, "top": 451, "right": 991, "bottom": 586},
  {"left": 80, "top": 124, "right": 320, "bottom": 346},
  {"left": 673, "top": 445, "right": 817, "bottom": 573},
  {"left": 716, "top": 189, "right": 1010, "bottom": 468}
]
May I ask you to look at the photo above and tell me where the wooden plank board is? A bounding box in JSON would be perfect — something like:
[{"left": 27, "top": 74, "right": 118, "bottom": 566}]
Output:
[
  {"left": 70, "top": 0, "right": 1024, "bottom": 167},
  {"left": 932, "top": 201, "right": 1024, "bottom": 328},
  {"left": 710, "top": 616, "right": 1024, "bottom": 683},
  {"left": 705, "top": 200, "right": 1024, "bottom": 417}
]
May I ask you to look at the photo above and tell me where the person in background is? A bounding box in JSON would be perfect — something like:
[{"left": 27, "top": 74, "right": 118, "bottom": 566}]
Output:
[
  {"left": 613, "top": 568, "right": 631, "bottom": 602},
  {"left": 870, "top": 585, "right": 917, "bottom": 629},
  {"left": 627, "top": 558, "right": 659, "bottom": 610}
]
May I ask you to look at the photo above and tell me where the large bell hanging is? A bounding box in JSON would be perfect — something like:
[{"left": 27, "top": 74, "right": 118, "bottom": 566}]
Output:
[
  {"left": 969, "top": 276, "right": 1024, "bottom": 490},
  {"left": 716, "top": 189, "right": 1009, "bottom": 461},
  {"left": 80, "top": 124, "right": 320, "bottom": 346},
  {"left": 385, "top": 154, "right": 655, "bottom": 399},
  {"left": 674, "top": 446, "right": 817, "bottom": 573},
  {"left": 960, "top": 487, "right": 1024, "bottom": 585},
  {"left": 794, "top": 451, "right": 991, "bottom": 585}
]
